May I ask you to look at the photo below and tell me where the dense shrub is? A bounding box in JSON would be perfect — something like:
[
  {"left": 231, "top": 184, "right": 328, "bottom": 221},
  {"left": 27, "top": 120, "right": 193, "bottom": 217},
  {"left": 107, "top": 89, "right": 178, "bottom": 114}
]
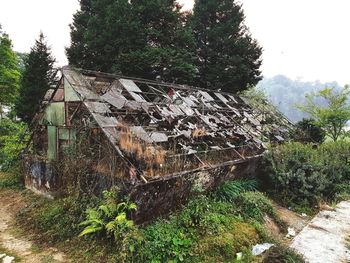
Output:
[
  {"left": 264, "top": 141, "right": 350, "bottom": 206},
  {"left": 0, "top": 119, "right": 28, "bottom": 171},
  {"left": 293, "top": 118, "right": 325, "bottom": 143},
  {"left": 0, "top": 171, "right": 22, "bottom": 189},
  {"left": 141, "top": 218, "right": 196, "bottom": 262}
]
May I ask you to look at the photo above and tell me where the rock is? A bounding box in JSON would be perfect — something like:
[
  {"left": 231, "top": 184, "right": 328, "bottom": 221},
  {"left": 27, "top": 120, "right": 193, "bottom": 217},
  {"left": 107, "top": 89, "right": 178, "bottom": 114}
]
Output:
[
  {"left": 252, "top": 243, "right": 274, "bottom": 256},
  {"left": 3, "top": 256, "right": 15, "bottom": 263},
  {"left": 286, "top": 227, "right": 296, "bottom": 238}
]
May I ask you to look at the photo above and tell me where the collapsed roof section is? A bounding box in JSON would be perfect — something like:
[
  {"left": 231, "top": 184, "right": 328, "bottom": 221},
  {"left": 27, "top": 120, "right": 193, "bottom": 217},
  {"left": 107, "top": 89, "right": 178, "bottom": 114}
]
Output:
[{"left": 39, "top": 66, "right": 292, "bottom": 181}]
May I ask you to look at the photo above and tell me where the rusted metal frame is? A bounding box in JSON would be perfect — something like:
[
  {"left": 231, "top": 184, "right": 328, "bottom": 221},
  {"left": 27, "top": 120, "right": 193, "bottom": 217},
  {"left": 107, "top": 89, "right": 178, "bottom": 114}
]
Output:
[
  {"left": 166, "top": 143, "right": 256, "bottom": 159},
  {"left": 222, "top": 111, "right": 255, "bottom": 140},
  {"left": 77, "top": 68, "right": 260, "bottom": 106},
  {"left": 139, "top": 154, "right": 264, "bottom": 184},
  {"left": 68, "top": 103, "right": 82, "bottom": 125},
  {"left": 147, "top": 84, "right": 168, "bottom": 96}
]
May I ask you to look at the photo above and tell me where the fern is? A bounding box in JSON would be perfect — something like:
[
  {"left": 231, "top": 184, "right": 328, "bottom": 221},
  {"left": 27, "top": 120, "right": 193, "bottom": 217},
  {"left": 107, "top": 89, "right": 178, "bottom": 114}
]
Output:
[
  {"left": 213, "top": 179, "right": 258, "bottom": 202},
  {"left": 79, "top": 190, "right": 137, "bottom": 242}
]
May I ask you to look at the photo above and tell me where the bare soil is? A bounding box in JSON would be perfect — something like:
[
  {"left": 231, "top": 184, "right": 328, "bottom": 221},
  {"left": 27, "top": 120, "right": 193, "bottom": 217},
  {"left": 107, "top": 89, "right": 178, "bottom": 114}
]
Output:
[{"left": 0, "top": 189, "right": 69, "bottom": 263}]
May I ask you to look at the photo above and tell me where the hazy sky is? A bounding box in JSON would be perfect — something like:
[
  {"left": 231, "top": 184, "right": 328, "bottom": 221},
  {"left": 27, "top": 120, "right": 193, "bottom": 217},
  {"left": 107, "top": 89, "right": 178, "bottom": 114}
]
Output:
[{"left": 1, "top": 0, "right": 350, "bottom": 84}]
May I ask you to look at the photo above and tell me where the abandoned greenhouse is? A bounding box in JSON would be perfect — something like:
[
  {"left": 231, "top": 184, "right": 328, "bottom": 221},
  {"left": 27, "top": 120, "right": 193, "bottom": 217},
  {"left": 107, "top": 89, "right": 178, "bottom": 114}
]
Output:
[{"left": 24, "top": 66, "right": 292, "bottom": 222}]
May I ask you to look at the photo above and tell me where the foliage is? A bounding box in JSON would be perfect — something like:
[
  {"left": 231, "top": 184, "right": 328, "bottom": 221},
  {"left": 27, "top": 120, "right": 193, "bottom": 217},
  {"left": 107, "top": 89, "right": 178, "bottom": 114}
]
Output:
[
  {"left": 297, "top": 86, "right": 350, "bottom": 141},
  {"left": 0, "top": 25, "right": 20, "bottom": 108},
  {"left": 0, "top": 119, "right": 28, "bottom": 171},
  {"left": 213, "top": 179, "right": 258, "bottom": 202},
  {"left": 264, "top": 141, "right": 350, "bottom": 206},
  {"left": 262, "top": 244, "right": 305, "bottom": 263},
  {"left": 293, "top": 118, "right": 325, "bottom": 143},
  {"left": 141, "top": 218, "right": 195, "bottom": 263},
  {"left": 16, "top": 192, "right": 100, "bottom": 244},
  {"left": 257, "top": 75, "right": 345, "bottom": 122},
  {"left": 67, "top": 0, "right": 196, "bottom": 84},
  {"left": 79, "top": 189, "right": 141, "bottom": 261},
  {"left": 190, "top": 0, "right": 262, "bottom": 92},
  {"left": 190, "top": 221, "right": 258, "bottom": 263},
  {"left": 235, "top": 191, "right": 275, "bottom": 223},
  {"left": 15, "top": 32, "right": 56, "bottom": 124},
  {"left": 0, "top": 172, "right": 22, "bottom": 189}
]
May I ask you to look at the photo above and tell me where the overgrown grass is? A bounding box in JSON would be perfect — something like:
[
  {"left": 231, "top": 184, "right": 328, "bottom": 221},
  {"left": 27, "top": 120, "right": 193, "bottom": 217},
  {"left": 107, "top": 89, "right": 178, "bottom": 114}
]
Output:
[
  {"left": 15, "top": 180, "right": 303, "bottom": 262},
  {"left": 0, "top": 171, "right": 23, "bottom": 189},
  {"left": 262, "top": 244, "right": 304, "bottom": 263}
]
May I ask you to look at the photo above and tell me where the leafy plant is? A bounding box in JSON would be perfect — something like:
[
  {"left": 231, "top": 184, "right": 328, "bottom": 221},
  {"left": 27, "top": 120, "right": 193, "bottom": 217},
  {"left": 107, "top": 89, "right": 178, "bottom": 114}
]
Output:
[
  {"left": 297, "top": 86, "right": 350, "bottom": 141},
  {"left": 142, "top": 219, "right": 194, "bottom": 263},
  {"left": 0, "top": 119, "right": 28, "bottom": 171},
  {"left": 235, "top": 191, "right": 275, "bottom": 223},
  {"left": 79, "top": 189, "right": 140, "bottom": 261},
  {"left": 293, "top": 118, "right": 325, "bottom": 143},
  {"left": 213, "top": 179, "right": 258, "bottom": 202},
  {"left": 264, "top": 141, "right": 350, "bottom": 206},
  {"left": 79, "top": 190, "right": 136, "bottom": 238}
]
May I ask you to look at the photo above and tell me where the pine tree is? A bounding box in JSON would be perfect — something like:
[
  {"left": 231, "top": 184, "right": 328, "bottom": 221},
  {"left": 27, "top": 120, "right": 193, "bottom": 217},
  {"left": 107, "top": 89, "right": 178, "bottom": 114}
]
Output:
[
  {"left": 0, "top": 25, "right": 20, "bottom": 110},
  {"left": 15, "top": 33, "right": 56, "bottom": 124},
  {"left": 191, "top": 0, "right": 262, "bottom": 92},
  {"left": 119, "top": 0, "right": 196, "bottom": 83},
  {"left": 66, "top": 0, "right": 196, "bottom": 83}
]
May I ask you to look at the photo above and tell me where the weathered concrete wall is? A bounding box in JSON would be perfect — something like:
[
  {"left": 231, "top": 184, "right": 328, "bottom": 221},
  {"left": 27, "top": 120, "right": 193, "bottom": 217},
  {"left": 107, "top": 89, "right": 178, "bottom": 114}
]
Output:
[
  {"left": 24, "top": 157, "right": 59, "bottom": 198},
  {"left": 129, "top": 157, "right": 262, "bottom": 224},
  {"left": 24, "top": 155, "right": 261, "bottom": 223}
]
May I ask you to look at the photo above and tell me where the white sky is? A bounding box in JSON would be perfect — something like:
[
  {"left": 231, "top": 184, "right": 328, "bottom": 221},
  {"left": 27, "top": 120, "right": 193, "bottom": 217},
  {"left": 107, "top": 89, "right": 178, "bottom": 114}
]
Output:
[{"left": 1, "top": 0, "right": 350, "bottom": 84}]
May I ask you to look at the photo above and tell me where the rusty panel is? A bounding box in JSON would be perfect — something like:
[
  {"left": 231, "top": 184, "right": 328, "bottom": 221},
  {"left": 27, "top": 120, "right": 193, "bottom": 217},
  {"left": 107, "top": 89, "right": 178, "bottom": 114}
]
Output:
[{"left": 53, "top": 89, "right": 64, "bottom": 102}]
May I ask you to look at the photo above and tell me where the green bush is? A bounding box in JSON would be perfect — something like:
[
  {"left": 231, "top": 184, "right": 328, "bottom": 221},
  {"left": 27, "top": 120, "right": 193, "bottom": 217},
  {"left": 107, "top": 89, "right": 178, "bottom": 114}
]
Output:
[
  {"left": 293, "top": 118, "right": 325, "bottom": 143},
  {"left": 0, "top": 119, "right": 28, "bottom": 171},
  {"left": 141, "top": 218, "right": 195, "bottom": 263},
  {"left": 0, "top": 171, "right": 22, "bottom": 189},
  {"left": 264, "top": 141, "right": 350, "bottom": 206}
]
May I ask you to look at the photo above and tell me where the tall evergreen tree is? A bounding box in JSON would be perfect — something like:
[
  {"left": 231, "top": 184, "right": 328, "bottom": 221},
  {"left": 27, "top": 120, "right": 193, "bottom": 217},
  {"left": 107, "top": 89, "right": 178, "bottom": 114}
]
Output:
[
  {"left": 191, "top": 0, "right": 262, "bottom": 92},
  {"left": 66, "top": 0, "right": 195, "bottom": 83},
  {"left": 0, "top": 25, "right": 20, "bottom": 110},
  {"left": 119, "top": 0, "right": 196, "bottom": 83},
  {"left": 15, "top": 33, "right": 56, "bottom": 124}
]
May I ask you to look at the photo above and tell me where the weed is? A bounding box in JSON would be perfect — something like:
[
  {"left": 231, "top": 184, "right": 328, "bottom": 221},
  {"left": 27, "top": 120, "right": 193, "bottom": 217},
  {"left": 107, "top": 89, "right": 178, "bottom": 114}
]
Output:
[
  {"left": 213, "top": 179, "right": 258, "bottom": 202},
  {"left": 262, "top": 244, "right": 305, "bottom": 263},
  {"left": 235, "top": 191, "right": 275, "bottom": 223}
]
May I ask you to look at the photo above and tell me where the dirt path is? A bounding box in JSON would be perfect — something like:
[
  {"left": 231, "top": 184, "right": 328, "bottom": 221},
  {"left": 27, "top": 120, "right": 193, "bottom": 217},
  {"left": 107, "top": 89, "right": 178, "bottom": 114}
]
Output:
[
  {"left": 291, "top": 200, "right": 350, "bottom": 263},
  {"left": 0, "top": 190, "right": 68, "bottom": 263}
]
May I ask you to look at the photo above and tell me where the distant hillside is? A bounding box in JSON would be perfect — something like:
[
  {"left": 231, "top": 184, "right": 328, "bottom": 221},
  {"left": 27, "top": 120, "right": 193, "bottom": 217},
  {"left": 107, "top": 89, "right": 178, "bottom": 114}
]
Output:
[{"left": 257, "top": 75, "right": 342, "bottom": 122}]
